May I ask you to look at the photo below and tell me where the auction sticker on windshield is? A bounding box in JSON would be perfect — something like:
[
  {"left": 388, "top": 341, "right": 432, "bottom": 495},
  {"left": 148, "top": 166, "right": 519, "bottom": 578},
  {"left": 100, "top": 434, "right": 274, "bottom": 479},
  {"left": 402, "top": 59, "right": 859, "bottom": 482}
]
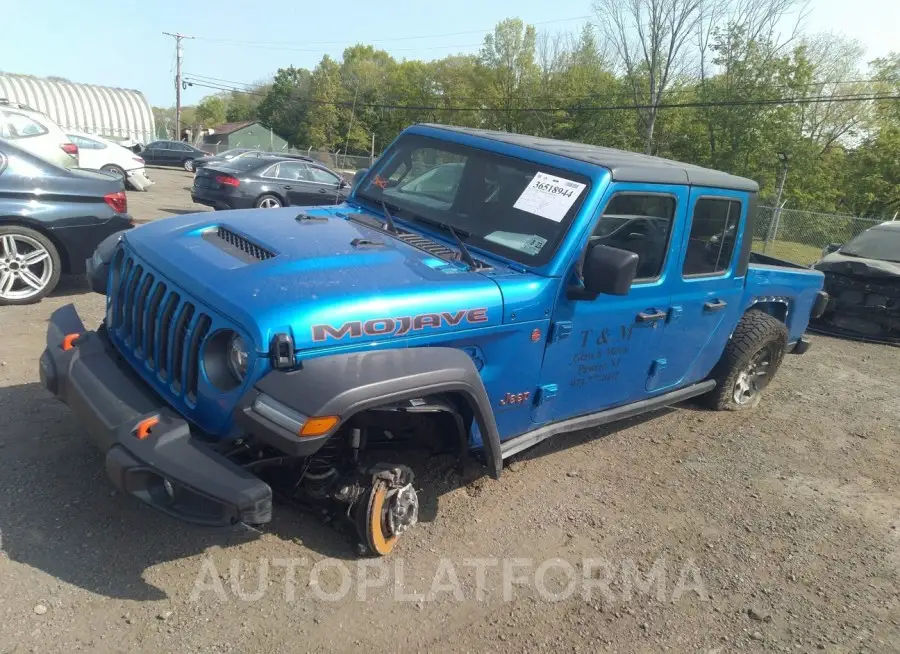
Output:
[{"left": 513, "top": 172, "right": 586, "bottom": 223}]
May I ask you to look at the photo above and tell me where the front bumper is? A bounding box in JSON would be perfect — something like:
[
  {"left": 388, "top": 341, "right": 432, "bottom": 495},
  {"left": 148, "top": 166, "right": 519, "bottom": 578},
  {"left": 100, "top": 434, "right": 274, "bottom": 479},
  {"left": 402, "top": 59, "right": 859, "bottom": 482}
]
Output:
[
  {"left": 39, "top": 304, "right": 272, "bottom": 527},
  {"left": 126, "top": 169, "right": 154, "bottom": 192}
]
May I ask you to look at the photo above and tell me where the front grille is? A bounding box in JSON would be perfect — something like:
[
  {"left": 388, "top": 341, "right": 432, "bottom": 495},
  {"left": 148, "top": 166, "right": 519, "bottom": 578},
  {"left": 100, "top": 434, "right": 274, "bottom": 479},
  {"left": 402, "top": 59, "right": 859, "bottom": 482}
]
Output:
[
  {"left": 108, "top": 251, "right": 213, "bottom": 405},
  {"left": 203, "top": 226, "right": 275, "bottom": 263}
]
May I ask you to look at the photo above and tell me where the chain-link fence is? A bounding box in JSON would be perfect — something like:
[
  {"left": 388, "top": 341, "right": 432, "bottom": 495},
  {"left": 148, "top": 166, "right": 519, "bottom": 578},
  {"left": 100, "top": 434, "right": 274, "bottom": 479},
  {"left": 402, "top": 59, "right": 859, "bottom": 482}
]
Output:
[{"left": 753, "top": 206, "right": 886, "bottom": 265}]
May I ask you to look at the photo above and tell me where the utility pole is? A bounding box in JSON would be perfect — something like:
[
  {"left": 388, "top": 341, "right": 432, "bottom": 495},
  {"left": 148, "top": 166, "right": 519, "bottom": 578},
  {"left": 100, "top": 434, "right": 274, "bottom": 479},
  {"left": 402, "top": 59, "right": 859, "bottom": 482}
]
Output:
[{"left": 163, "top": 32, "right": 194, "bottom": 141}]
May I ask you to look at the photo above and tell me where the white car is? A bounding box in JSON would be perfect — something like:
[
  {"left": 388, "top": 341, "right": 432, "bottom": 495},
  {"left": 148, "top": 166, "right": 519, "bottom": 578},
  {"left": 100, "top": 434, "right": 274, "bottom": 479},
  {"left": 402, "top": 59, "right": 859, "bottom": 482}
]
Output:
[
  {"left": 66, "top": 131, "right": 154, "bottom": 191},
  {"left": 0, "top": 99, "right": 79, "bottom": 169}
]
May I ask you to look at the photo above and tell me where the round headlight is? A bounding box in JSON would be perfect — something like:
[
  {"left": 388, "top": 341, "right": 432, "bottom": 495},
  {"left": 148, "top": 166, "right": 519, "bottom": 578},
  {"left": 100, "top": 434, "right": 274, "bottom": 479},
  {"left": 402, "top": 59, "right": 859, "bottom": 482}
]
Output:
[{"left": 227, "top": 333, "right": 249, "bottom": 380}]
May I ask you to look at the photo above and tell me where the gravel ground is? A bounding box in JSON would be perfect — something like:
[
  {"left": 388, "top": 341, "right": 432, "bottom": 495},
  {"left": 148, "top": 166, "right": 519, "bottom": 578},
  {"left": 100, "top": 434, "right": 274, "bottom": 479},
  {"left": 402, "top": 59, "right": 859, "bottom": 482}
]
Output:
[
  {"left": 0, "top": 169, "right": 898, "bottom": 652},
  {"left": 128, "top": 167, "right": 212, "bottom": 223}
]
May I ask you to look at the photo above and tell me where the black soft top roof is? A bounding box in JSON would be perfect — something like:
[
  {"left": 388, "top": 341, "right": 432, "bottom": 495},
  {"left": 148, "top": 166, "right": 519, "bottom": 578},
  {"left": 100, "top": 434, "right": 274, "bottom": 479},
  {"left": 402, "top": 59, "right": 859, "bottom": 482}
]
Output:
[{"left": 419, "top": 124, "right": 759, "bottom": 193}]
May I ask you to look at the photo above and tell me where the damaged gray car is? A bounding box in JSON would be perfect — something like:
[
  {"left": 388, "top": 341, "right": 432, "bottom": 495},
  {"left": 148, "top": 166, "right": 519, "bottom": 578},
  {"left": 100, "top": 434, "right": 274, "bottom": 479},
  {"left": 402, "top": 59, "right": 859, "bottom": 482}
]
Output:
[{"left": 812, "top": 221, "right": 900, "bottom": 344}]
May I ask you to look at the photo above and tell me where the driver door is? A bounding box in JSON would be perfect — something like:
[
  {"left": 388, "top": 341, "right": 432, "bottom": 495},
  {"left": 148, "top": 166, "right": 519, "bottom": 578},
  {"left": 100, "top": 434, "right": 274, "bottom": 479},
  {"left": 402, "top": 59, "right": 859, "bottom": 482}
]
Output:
[{"left": 534, "top": 184, "right": 689, "bottom": 423}]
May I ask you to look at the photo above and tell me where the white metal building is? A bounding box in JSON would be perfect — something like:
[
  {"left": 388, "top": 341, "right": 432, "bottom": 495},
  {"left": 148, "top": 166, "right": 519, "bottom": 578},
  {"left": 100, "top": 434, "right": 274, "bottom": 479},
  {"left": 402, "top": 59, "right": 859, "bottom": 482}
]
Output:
[{"left": 0, "top": 73, "right": 155, "bottom": 144}]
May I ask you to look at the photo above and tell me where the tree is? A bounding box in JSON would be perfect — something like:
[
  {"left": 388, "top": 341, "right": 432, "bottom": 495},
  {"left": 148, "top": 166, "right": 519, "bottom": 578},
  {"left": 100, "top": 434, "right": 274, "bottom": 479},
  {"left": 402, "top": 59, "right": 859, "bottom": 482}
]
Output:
[
  {"left": 194, "top": 96, "right": 227, "bottom": 127},
  {"left": 593, "top": 0, "right": 705, "bottom": 154},
  {"left": 256, "top": 66, "right": 312, "bottom": 147},
  {"left": 478, "top": 19, "right": 540, "bottom": 133}
]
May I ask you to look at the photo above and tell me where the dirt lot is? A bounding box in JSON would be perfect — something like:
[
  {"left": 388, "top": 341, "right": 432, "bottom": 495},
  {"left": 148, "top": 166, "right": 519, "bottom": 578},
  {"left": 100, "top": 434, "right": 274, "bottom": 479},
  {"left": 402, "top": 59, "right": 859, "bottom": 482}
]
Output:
[
  {"left": 1, "top": 169, "right": 899, "bottom": 653},
  {"left": 128, "top": 167, "right": 213, "bottom": 223}
]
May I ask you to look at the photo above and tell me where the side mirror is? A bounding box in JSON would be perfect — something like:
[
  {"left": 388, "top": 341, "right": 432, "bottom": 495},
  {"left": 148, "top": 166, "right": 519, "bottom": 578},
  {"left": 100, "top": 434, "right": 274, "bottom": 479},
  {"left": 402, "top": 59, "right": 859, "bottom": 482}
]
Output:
[
  {"left": 339, "top": 179, "right": 350, "bottom": 189},
  {"left": 572, "top": 244, "right": 639, "bottom": 299},
  {"left": 352, "top": 168, "right": 368, "bottom": 187},
  {"left": 824, "top": 243, "right": 841, "bottom": 254}
]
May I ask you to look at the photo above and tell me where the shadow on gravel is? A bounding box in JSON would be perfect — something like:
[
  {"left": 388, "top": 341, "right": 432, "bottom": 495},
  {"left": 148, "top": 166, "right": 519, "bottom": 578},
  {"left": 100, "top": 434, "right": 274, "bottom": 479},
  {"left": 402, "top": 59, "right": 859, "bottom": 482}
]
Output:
[
  {"left": 49, "top": 274, "right": 92, "bottom": 299},
  {"left": 0, "top": 374, "right": 689, "bottom": 600},
  {"left": 0, "top": 382, "right": 478, "bottom": 599}
]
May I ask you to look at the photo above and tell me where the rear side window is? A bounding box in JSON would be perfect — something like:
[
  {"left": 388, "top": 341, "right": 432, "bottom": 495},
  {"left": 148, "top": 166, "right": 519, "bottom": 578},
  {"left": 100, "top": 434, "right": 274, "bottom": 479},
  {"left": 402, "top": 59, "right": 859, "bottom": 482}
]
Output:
[
  {"left": 592, "top": 193, "right": 676, "bottom": 280},
  {"left": 1, "top": 111, "right": 48, "bottom": 139},
  {"left": 273, "top": 162, "right": 312, "bottom": 181},
  {"left": 683, "top": 198, "right": 742, "bottom": 276}
]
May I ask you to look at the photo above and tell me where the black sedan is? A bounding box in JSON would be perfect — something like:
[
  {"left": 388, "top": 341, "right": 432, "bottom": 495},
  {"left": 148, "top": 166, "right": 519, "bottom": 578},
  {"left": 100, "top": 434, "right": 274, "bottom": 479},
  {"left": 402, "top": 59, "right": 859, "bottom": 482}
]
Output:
[
  {"left": 194, "top": 149, "right": 314, "bottom": 170},
  {"left": 811, "top": 221, "right": 900, "bottom": 343},
  {"left": 193, "top": 148, "right": 259, "bottom": 170},
  {"left": 0, "top": 138, "right": 133, "bottom": 305},
  {"left": 191, "top": 156, "right": 350, "bottom": 210},
  {"left": 139, "top": 140, "right": 211, "bottom": 172}
]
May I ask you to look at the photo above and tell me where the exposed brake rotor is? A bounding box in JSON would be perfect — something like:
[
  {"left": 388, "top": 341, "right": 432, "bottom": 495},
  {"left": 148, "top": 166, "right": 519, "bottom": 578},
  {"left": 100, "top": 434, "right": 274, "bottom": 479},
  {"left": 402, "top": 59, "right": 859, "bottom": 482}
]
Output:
[{"left": 356, "top": 472, "right": 419, "bottom": 556}]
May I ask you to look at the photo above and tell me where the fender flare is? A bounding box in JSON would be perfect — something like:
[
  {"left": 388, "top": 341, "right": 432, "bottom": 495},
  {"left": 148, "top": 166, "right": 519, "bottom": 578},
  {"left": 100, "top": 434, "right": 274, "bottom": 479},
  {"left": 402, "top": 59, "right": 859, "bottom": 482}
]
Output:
[{"left": 243, "top": 348, "right": 503, "bottom": 479}]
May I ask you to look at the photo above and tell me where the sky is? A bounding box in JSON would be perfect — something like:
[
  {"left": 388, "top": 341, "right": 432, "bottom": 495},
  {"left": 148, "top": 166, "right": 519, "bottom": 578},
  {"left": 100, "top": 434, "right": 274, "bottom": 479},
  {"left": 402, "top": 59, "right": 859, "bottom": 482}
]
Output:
[{"left": 2, "top": 0, "right": 898, "bottom": 108}]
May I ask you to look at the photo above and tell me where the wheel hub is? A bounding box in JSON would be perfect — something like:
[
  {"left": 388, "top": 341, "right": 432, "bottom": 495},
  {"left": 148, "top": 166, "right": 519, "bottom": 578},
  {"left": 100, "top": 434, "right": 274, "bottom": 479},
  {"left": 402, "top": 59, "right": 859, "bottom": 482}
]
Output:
[
  {"left": 0, "top": 233, "right": 52, "bottom": 301},
  {"left": 387, "top": 484, "right": 419, "bottom": 536},
  {"left": 732, "top": 346, "right": 773, "bottom": 405}
]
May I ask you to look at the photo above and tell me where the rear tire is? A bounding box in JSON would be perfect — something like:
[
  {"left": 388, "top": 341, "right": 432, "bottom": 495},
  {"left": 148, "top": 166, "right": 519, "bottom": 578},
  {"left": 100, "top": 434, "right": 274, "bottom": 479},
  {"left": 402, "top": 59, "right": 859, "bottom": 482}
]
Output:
[
  {"left": 0, "top": 225, "right": 61, "bottom": 305},
  {"left": 704, "top": 310, "right": 788, "bottom": 411},
  {"left": 101, "top": 164, "right": 127, "bottom": 180},
  {"left": 255, "top": 194, "right": 282, "bottom": 209},
  {"left": 183, "top": 158, "right": 195, "bottom": 172}
]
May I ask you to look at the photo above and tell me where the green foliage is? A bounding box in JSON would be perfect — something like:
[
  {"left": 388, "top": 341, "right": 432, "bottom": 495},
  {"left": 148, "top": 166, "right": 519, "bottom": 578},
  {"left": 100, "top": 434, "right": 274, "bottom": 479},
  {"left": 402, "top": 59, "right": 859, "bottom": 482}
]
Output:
[
  {"left": 194, "top": 96, "right": 226, "bottom": 127},
  {"left": 180, "top": 19, "right": 898, "bottom": 218}
]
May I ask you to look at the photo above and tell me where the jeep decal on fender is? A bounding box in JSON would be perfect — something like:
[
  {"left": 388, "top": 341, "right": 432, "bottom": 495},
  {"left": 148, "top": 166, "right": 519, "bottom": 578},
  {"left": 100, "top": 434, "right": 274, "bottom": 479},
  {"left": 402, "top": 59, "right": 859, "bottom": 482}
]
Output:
[{"left": 312, "top": 308, "right": 489, "bottom": 342}]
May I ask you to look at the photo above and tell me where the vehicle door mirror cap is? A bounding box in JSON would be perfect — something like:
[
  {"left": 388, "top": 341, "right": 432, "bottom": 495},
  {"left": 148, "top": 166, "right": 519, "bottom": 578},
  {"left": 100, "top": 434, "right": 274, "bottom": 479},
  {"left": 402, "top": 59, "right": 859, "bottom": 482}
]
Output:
[
  {"left": 340, "top": 179, "right": 350, "bottom": 189},
  {"left": 574, "top": 244, "right": 639, "bottom": 299},
  {"left": 824, "top": 243, "right": 841, "bottom": 255}
]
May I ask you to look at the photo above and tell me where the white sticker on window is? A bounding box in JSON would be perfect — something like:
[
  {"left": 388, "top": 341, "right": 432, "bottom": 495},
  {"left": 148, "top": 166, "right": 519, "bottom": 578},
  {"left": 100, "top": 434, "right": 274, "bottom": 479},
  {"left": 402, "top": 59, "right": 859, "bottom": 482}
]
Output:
[
  {"left": 513, "top": 172, "right": 586, "bottom": 223},
  {"left": 484, "top": 231, "right": 548, "bottom": 256}
]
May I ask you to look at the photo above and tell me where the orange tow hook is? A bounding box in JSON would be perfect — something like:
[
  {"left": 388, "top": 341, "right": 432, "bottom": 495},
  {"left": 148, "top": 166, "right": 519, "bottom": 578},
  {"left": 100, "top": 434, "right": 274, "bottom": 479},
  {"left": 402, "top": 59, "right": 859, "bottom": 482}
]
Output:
[
  {"left": 135, "top": 416, "right": 160, "bottom": 440},
  {"left": 61, "top": 333, "right": 81, "bottom": 351}
]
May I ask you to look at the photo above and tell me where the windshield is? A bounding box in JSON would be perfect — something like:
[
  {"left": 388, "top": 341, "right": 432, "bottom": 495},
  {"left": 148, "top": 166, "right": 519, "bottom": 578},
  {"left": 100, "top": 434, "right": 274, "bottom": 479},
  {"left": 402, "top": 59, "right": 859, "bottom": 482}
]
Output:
[
  {"left": 840, "top": 227, "right": 900, "bottom": 263},
  {"left": 355, "top": 134, "right": 591, "bottom": 266}
]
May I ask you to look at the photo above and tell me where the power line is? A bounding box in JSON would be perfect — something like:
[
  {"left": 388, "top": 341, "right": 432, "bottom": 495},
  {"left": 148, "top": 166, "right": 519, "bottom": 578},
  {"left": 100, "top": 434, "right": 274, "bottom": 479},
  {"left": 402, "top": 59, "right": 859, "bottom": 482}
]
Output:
[
  {"left": 185, "top": 71, "right": 888, "bottom": 105},
  {"left": 181, "top": 77, "right": 900, "bottom": 113},
  {"left": 190, "top": 15, "right": 592, "bottom": 48}
]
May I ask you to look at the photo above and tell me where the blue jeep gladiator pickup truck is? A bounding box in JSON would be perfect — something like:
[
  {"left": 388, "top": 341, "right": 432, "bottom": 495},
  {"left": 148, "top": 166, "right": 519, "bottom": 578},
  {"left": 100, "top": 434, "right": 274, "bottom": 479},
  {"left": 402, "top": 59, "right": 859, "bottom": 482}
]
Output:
[{"left": 40, "top": 124, "right": 828, "bottom": 555}]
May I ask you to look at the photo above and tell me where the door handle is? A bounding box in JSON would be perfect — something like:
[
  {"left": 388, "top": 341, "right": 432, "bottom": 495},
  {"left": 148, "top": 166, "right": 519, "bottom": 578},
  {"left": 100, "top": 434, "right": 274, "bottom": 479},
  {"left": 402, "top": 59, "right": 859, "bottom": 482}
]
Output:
[
  {"left": 703, "top": 299, "right": 728, "bottom": 313},
  {"left": 636, "top": 309, "right": 667, "bottom": 323},
  {"left": 283, "top": 185, "right": 293, "bottom": 190},
  {"left": 318, "top": 188, "right": 328, "bottom": 194}
]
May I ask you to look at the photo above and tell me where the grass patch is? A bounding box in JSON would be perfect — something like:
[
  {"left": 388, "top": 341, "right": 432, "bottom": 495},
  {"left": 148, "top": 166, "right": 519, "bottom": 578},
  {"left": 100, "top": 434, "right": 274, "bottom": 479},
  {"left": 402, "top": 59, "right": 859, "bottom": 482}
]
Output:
[{"left": 751, "top": 239, "right": 822, "bottom": 265}]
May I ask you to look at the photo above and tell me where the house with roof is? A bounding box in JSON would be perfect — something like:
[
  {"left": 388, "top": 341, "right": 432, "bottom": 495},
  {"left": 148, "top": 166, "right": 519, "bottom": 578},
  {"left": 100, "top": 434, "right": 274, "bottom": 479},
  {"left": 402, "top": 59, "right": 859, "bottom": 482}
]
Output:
[{"left": 202, "top": 120, "right": 291, "bottom": 152}]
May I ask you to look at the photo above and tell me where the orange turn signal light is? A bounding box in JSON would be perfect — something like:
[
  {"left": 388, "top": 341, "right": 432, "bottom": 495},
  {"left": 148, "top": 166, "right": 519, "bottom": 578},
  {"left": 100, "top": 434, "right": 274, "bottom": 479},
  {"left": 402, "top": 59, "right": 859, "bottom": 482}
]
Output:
[
  {"left": 62, "top": 333, "right": 81, "bottom": 351},
  {"left": 135, "top": 415, "right": 160, "bottom": 440},
  {"left": 299, "top": 416, "right": 339, "bottom": 437}
]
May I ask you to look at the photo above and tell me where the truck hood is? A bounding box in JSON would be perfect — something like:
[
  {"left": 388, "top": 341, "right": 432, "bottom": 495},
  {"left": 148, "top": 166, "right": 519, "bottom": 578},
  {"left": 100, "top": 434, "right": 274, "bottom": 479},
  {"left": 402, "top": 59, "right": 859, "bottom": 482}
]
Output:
[
  {"left": 123, "top": 206, "right": 505, "bottom": 351},
  {"left": 814, "top": 251, "right": 900, "bottom": 279}
]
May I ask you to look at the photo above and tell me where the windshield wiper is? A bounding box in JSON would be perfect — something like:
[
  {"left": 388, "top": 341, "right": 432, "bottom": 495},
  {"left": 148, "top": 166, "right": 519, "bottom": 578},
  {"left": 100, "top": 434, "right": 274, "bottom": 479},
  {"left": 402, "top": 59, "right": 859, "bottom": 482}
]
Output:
[
  {"left": 379, "top": 200, "right": 399, "bottom": 234},
  {"left": 404, "top": 214, "right": 477, "bottom": 270}
]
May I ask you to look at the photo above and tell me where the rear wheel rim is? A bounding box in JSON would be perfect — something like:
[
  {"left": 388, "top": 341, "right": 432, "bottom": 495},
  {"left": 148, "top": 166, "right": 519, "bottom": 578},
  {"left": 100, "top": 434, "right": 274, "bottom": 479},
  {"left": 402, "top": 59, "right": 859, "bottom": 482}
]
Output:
[
  {"left": 259, "top": 197, "right": 280, "bottom": 209},
  {"left": 184, "top": 159, "right": 194, "bottom": 171},
  {"left": 102, "top": 165, "right": 124, "bottom": 179},
  {"left": 733, "top": 344, "right": 774, "bottom": 405},
  {"left": 0, "top": 234, "right": 53, "bottom": 301}
]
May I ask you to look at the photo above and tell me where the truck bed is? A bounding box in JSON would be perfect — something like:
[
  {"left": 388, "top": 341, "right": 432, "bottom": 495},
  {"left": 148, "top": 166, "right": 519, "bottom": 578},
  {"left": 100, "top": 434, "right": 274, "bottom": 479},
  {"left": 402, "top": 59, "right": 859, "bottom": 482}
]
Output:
[{"left": 748, "top": 251, "right": 812, "bottom": 270}]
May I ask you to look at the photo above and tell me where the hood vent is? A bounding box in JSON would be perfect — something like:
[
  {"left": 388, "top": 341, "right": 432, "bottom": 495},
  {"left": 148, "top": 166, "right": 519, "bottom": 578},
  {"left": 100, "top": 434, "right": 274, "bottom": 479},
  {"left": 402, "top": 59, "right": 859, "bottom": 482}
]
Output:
[
  {"left": 203, "top": 226, "right": 275, "bottom": 263},
  {"left": 395, "top": 232, "right": 457, "bottom": 260}
]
